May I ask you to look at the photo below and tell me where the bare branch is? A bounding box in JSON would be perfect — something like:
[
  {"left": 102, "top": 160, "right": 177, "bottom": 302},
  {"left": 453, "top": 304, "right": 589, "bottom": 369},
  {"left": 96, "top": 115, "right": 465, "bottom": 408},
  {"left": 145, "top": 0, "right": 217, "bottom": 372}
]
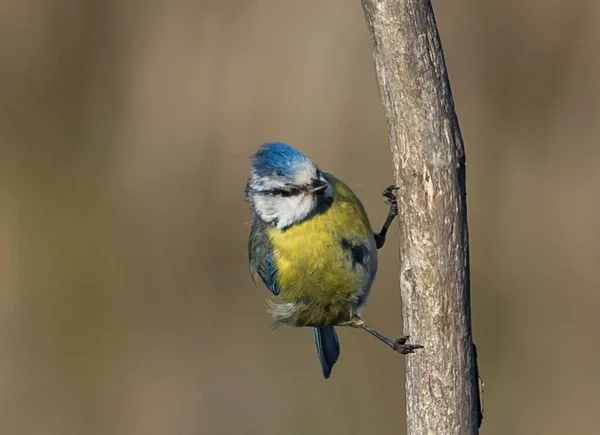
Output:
[{"left": 360, "top": 1, "right": 482, "bottom": 433}]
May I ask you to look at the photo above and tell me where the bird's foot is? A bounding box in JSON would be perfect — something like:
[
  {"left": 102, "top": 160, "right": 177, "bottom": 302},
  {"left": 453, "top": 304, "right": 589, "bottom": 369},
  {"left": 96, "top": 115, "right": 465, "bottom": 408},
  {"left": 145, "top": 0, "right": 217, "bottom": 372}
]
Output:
[
  {"left": 382, "top": 185, "right": 399, "bottom": 210},
  {"left": 374, "top": 186, "right": 400, "bottom": 249},
  {"left": 392, "top": 335, "right": 424, "bottom": 355},
  {"left": 346, "top": 317, "right": 424, "bottom": 355}
]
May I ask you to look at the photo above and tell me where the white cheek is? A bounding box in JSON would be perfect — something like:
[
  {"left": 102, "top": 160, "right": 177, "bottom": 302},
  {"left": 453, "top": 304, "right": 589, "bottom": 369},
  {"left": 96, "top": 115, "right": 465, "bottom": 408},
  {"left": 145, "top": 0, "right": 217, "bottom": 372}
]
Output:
[
  {"left": 252, "top": 196, "right": 280, "bottom": 223},
  {"left": 280, "top": 195, "right": 315, "bottom": 228},
  {"left": 253, "top": 194, "right": 315, "bottom": 228}
]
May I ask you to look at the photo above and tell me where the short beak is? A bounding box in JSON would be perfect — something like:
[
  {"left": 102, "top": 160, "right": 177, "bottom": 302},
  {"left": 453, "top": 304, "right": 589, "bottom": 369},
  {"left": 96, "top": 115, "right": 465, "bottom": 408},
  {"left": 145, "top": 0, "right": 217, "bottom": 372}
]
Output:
[{"left": 310, "top": 179, "right": 328, "bottom": 194}]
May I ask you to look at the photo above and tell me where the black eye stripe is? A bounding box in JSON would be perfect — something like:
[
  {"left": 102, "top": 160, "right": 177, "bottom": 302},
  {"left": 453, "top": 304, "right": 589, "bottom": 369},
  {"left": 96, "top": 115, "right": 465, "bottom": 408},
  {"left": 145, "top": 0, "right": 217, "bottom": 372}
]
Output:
[
  {"left": 261, "top": 187, "right": 301, "bottom": 197},
  {"left": 276, "top": 188, "right": 295, "bottom": 197}
]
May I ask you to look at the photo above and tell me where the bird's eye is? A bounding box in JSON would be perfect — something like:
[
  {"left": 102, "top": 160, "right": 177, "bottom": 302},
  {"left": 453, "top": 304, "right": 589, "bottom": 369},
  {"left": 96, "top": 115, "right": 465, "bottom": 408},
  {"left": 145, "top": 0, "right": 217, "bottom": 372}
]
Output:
[{"left": 273, "top": 188, "right": 299, "bottom": 197}]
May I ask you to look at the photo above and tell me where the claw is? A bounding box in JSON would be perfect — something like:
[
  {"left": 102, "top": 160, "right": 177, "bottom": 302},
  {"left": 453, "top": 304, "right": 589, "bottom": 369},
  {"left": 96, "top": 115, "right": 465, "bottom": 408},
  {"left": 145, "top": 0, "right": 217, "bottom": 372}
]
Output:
[
  {"left": 392, "top": 335, "right": 424, "bottom": 355},
  {"left": 382, "top": 185, "right": 399, "bottom": 198},
  {"left": 382, "top": 186, "right": 399, "bottom": 206},
  {"left": 382, "top": 185, "right": 399, "bottom": 209}
]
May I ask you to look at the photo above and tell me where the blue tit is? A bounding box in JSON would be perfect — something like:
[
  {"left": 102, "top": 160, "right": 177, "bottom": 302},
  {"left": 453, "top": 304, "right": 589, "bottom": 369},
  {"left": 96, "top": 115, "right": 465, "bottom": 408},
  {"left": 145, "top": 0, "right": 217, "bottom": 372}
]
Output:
[{"left": 245, "top": 142, "right": 421, "bottom": 379}]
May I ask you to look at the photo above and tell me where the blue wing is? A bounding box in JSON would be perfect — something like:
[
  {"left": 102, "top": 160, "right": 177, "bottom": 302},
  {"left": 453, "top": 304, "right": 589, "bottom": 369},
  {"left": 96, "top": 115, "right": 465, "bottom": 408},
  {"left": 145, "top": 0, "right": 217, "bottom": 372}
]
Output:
[{"left": 248, "top": 218, "right": 280, "bottom": 295}]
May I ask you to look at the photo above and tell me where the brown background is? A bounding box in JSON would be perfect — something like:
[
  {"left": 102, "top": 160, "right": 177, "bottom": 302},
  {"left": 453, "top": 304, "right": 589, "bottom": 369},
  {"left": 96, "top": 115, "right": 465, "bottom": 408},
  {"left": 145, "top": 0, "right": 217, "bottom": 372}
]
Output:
[{"left": 1, "top": 1, "right": 599, "bottom": 434}]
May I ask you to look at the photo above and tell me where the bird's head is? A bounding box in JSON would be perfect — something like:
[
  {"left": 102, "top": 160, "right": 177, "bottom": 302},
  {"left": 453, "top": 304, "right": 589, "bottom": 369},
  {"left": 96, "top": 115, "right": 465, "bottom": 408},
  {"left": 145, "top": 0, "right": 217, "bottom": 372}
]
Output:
[{"left": 246, "top": 142, "right": 333, "bottom": 229}]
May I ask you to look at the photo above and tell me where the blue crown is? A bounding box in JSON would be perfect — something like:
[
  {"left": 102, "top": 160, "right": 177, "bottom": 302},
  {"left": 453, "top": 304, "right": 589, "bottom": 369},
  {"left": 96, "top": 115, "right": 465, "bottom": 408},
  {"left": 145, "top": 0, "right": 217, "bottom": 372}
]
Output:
[{"left": 251, "top": 142, "right": 313, "bottom": 178}]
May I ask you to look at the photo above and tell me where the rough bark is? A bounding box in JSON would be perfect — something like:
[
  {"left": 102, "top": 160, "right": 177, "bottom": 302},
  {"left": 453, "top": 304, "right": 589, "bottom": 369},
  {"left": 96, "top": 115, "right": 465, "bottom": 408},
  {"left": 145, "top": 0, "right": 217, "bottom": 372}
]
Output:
[{"left": 360, "top": 1, "right": 481, "bottom": 434}]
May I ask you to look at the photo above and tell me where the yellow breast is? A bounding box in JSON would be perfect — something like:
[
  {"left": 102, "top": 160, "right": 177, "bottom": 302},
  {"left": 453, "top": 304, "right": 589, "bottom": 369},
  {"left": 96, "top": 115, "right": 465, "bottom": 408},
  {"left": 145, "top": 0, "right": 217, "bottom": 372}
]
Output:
[{"left": 267, "top": 174, "right": 375, "bottom": 324}]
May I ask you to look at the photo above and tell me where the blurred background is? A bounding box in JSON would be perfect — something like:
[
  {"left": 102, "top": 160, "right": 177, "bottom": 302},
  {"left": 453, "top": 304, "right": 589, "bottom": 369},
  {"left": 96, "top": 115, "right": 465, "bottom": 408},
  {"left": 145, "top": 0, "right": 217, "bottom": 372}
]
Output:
[{"left": 1, "top": 1, "right": 599, "bottom": 434}]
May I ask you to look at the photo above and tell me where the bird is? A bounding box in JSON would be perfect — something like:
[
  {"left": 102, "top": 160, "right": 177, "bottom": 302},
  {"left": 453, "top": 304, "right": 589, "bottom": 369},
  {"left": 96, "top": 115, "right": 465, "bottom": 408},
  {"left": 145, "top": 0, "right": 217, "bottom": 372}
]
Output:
[{"left": 245, "top": 142, "right": 421, "bottom": 378}]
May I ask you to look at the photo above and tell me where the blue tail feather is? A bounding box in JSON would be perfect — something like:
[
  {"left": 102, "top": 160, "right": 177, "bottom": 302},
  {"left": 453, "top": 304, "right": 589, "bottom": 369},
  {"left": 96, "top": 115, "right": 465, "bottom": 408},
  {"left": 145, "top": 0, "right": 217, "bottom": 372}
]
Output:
[{"left": 312, "top": 326, "right": 340, "bottom": 379}]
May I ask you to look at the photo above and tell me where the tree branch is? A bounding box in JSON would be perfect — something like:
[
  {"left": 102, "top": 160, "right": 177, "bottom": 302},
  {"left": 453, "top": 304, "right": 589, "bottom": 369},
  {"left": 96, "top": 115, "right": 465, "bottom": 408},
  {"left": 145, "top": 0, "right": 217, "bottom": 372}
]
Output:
[{"left": 360, "top": 1, "right": 482, "bottom": 433}]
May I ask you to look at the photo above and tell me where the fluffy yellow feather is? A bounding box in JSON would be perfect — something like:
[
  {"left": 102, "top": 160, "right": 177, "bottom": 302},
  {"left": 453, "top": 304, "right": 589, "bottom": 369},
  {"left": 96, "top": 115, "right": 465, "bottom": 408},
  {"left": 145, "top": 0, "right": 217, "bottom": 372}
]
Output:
[{"left": 267, "top": 173, "right": 377, "bottom": 326}]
